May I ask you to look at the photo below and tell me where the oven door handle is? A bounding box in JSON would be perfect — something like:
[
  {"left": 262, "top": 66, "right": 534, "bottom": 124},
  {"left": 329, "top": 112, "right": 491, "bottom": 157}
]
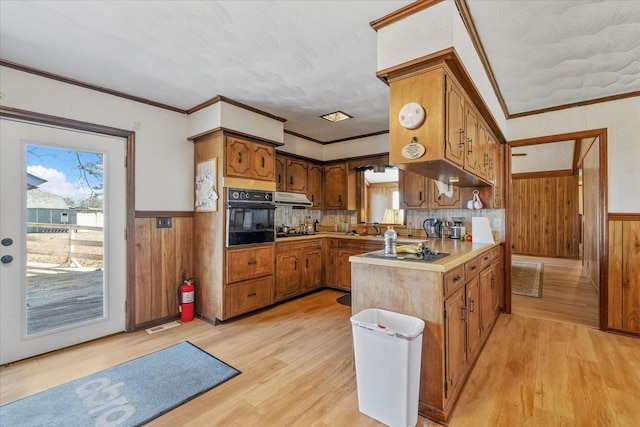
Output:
[{"left": 227, "top": 202, "right": 276, "bottom": 210}]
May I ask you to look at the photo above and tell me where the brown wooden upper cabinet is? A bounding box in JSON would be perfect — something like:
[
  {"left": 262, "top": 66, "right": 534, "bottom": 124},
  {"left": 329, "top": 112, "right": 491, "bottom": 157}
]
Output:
[
  {"left": 275, "top": 155, "right": 308, "bottom": 193},
  {"left": 225, "top": 136, "right": 275, "bottom": 181},
  {"left": 399, "top": 169, "right": 460, "bottom": 209},
  {"left": 307, "top": 163, "right": 323, "bottom": 209},
  {"left": 399, "top": 169, "right": 429, "bottom": 209},
  {"left": 388, "top": 65, "right": 500, "bottom": 188},
  {"left": 275, "top": 154, "right": 323, "bottom": 209},
  {"left": 445, "top": 79, "right": 466, "bottom": 167},
  {"left": 323, "top": 162, "right": 356, "bottom": 210}
]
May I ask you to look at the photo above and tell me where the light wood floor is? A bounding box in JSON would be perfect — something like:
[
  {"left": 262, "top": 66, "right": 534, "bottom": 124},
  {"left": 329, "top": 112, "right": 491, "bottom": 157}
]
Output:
[
  {"left": 2, "top": 289, "right": 638, "bottom": 426},
  {"left": 511, "top": 255, "right": 599, "bottom": 328}
]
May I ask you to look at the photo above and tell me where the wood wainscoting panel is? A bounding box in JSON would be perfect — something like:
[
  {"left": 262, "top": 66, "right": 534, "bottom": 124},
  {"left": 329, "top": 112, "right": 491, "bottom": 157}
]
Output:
[
  {"left": 608, "top": 217, "right": 640, "bottom": 334},
  {"left": 511, "top": 174, "right": 579, "bottom": 258},
  {"left": 133, "top": 214, "right": 194, "bottom": 329}
]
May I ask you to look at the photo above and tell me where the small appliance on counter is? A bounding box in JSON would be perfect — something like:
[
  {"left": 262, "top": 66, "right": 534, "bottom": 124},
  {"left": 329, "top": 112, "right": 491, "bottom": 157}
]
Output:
[
  {"left": 423, "top": 218, "right": 441, "bottom": 238},
  {"left": 449, "top": 217, "right": 466, "bottom": 239}
]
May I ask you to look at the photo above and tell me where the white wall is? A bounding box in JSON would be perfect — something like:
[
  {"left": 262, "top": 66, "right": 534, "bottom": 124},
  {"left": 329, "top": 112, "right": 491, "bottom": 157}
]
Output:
[
  {"left": 280, "top": 133, "right": 324, "bottom": 159},
  {"left": 0, "top": 66, "right": 192, "bottom": 211},
  {"left": 323, "top": 134, "right": 389, "bottom": 161},
  {"left": 376, "top": 0, "right": 506, "bottom": 132},
  {"left": 507, "top": 96, "right": 640, "bottom": 213}
]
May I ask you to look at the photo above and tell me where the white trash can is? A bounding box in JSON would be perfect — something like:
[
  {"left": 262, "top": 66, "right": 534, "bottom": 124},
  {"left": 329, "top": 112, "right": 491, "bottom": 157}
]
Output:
[{"left": 350, "top": 308, "right": 425, "bottom": 427}]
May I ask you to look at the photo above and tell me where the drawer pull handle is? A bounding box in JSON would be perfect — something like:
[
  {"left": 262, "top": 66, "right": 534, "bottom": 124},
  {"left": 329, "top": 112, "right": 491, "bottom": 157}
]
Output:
[
  {"left": 247, "top": 292, "right": 257, "bottom": 298},
  {"left": 453, "top": 275, "right": 462, "bottom": 282},
  {"left": 469, "top": 299, "right": 475, "bottom": 313},
  {"left": 470, "top": 265, "right": 477, "bottom": 270},
  {"left": 248, "top": 259, "right": 257, "bottom": 265}
]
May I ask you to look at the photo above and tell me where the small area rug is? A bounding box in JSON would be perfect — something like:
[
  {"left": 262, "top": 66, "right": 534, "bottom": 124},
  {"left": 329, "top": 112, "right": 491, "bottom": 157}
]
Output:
[
  {"left": 0, "top": 341, "right": 240, "bottom": 427},
  {"left": 337, "top": 293, "right": 351, "bottom": 306},
  {"left": 511, "top": 261, "right": 544, "bottom": 298}
]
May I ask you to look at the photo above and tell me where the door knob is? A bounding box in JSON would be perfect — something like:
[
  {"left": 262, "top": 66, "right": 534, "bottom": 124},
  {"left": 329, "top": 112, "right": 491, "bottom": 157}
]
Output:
[
  {"left": 1, "top": 238, "right": 13, "bottom": 247},
  {"left": 1, "top": 255, "right": 13, "bottom": 264}
]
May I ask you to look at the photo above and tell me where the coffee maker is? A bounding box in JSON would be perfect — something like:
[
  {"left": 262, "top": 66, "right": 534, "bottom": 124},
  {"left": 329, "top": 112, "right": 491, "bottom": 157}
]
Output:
[{"left": 449, "top": 217, "right": 466, "bottom": 239}]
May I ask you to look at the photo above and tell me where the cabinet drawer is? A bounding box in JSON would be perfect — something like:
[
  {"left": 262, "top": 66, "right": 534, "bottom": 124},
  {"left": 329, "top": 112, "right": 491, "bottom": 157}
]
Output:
[
  {"left": 226, "top": 245, "right": 274, "bottom": 283},
  {"left": 224, "top": 276, "right": 274, "bottom": 318},
  {"left": 277, "top": 239, "right": 322, "bottom": 253},
  {"left": 490, "top": 246, "right": 500, "bottom": 262},
  {"left": 444, "top": 264, "right": 465, "bottom": 296},
  {"left": 464, "top": 256, "right": 481, "bottom": 280},
  {"left": 479, "top": 250, "right": 493, "bottom": 269}
]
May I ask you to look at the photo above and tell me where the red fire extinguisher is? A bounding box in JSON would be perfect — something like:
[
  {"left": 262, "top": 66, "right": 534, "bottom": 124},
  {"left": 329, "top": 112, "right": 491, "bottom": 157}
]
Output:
[{"left": 178, "top": 279, "right": 195, "bottom": 322}]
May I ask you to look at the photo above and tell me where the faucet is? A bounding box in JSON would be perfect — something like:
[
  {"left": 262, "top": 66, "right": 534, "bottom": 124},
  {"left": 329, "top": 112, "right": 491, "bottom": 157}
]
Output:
[{"left": 372, "top": 222, "right": 381, "bottom": 236}]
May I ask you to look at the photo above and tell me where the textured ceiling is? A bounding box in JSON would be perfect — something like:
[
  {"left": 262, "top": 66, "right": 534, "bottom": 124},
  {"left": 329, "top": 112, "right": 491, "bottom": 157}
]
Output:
[
  {"left": 1, "top": 0, "right": 639, "bottom": 144},
  {"left": 511, "top": 140, "right": 575, "bottom": 174},
  {"left": 467, "top": 0, "right": 640, "bottom": 115}
]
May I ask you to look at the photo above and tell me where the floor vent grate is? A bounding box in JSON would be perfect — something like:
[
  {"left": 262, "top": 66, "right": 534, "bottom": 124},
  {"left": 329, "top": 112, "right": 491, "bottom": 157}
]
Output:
[{"left": 145, "top": 321, "right": 180, "bottom": 334}]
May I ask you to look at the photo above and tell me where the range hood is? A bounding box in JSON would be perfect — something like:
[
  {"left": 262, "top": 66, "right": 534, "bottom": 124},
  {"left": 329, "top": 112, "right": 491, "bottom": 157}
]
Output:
[{"left": 273, "top": 191, "right": 313, "bottom": 207}]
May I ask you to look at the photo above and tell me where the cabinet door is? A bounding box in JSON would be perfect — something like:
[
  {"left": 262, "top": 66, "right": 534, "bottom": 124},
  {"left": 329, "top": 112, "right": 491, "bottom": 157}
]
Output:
[
  {"left": 307, "top": 164, "right": 323, "bottom": 209},
  {"left": 445, "top": 286, "right": 467, "bottom": 398},
  {"left": 479, "top": 266, "right": 494, "bottom": 334},
  {"left": 302, "top": 248, "right": 323, "bottom": 291},
  {"left": 476, "top": 123, "right": 489, "bottom": 180},
  {"left": 275, "top": 252, "right": 301, "bottom": 301},
  {"left": 491, "top": 261, "right": 501, "bottom": 315},
  {"left": 399, "top": 169, "right": 429, "bottom": 209},
  {"left": 492, "top": 142, "right": 503, "bottom": 208},
  {"left": 252, "top": 144, "right": 274, "bottom": 181},
  {"left": 275, "top": 156, "right": 286, "bottom": 191},
  {"left": 335, "top": 248, "right": 359, "bottom": 291},
  {"left": 463, "top": 105, "right": 480, "bottom": 175},
  {"left": 323, "top": 164, "right": 346, "bottom": 209},
  {"left": 486, "top": 135, "right": 498, "bottom": 186},
  {"left": 466, "top": 276, "right": 481, "bottom": 357},
  {"left": 286, "top": 159, "right": 308, "bottom": 193},
  {"left": 226, "top": 137, "right": 253, "bottom": 178},
  {"left": 445, "top": 79, "right": 466, "bottom": 167},
  {"left": 430, "top": 179, "right": 460, "bottom": 209},
  {"left": 226, "top": 245, "right": 274, "bottom": 284},
  {"left": 224, "top": 276, "right": 274, "bottom": 319}
]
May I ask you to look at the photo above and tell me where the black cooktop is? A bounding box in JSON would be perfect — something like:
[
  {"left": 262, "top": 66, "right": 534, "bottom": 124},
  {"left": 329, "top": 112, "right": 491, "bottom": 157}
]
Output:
[{"left": 364, "top": 251, "right": 450, "bottom": 263}]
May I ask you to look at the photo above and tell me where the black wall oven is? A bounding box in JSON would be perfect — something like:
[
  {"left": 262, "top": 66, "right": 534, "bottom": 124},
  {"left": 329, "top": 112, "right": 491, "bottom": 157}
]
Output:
[{"left": 226, "top": 188, "right": 276, "bottom": 247}]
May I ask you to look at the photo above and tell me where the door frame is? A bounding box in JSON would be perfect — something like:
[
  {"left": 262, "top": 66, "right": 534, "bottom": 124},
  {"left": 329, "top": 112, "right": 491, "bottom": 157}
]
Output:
[
  {"left": 0, "top": 106, "right": 138, "bottom": 332},
  {"left": 504, "top": 128, "right": 608, "bottom": 331}
]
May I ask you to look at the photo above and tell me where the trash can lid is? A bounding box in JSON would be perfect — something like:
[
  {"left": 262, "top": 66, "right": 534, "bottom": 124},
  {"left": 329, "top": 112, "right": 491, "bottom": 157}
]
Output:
[{"left": 351, "top": 308, "right": 425, "bottom": 340}]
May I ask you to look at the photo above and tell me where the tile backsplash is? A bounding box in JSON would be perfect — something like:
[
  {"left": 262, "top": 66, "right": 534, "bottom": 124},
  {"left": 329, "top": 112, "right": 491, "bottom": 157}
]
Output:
[{"left": 276, "top": 205, "right": 505, "bottom": 239}]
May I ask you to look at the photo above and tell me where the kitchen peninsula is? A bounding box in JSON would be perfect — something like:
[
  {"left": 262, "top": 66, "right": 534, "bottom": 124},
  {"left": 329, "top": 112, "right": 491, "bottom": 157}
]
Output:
[{"left": 350, "top": 239, "right": 503, "bottom": 424}]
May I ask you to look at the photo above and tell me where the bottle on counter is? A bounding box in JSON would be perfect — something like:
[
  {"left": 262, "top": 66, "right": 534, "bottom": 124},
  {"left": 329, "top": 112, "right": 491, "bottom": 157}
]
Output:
[
  {"left": 384, "top": 225, "right": 397, "bottom": 257},
  {"left": 314, "top": 219, "right": 319, "bottom": 233}
]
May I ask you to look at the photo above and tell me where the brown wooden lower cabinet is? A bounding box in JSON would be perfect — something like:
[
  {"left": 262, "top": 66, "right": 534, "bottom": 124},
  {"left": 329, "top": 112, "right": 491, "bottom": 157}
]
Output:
[
  {"left": 224, "top": 276, "right": 274, "bottom": 319},
  {"left": 351, "top": 245, "right": 503, "bottom": 424},
  {"left": 275, "top": 239, "right": 323, "bottom": 301},
  {"left": 224, "top": 244, "right": 274, "bottom": 319},
  {"left": 326, "top": 238, "right": 384, "bottom": 291}
]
